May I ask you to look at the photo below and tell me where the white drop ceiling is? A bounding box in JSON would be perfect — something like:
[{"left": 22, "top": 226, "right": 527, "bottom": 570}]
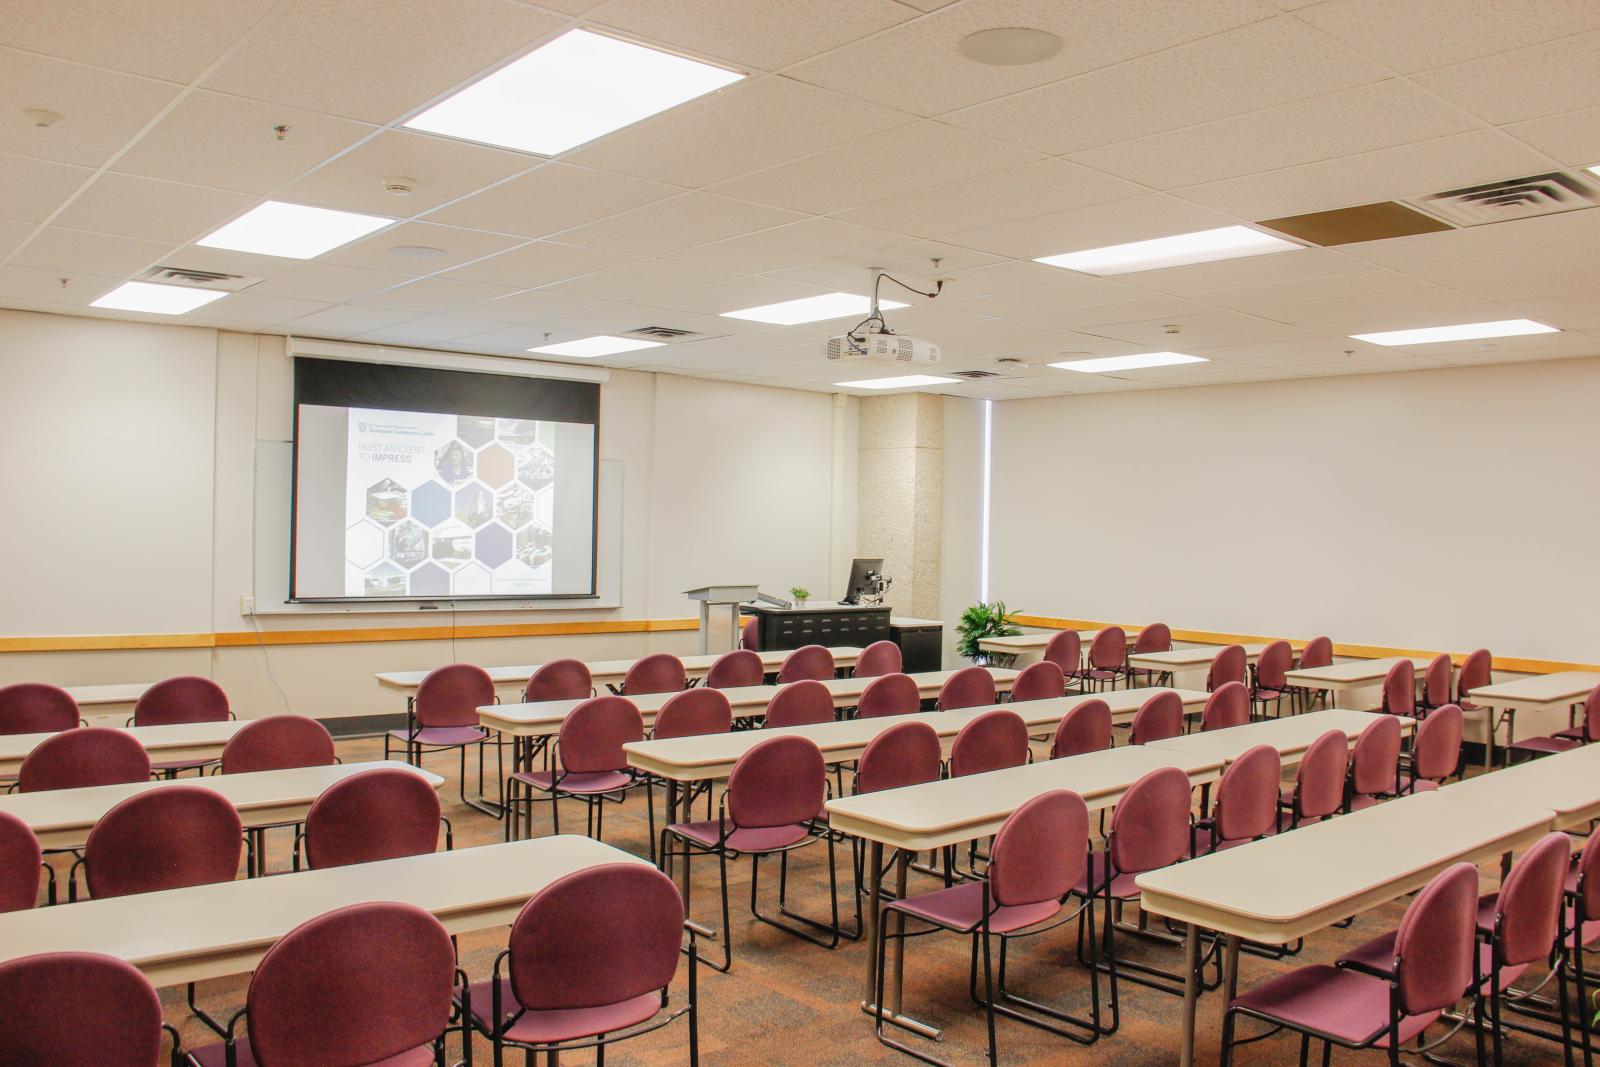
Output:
[{"left": 3, "top": 0, "right": 1600, "bottom": 398}]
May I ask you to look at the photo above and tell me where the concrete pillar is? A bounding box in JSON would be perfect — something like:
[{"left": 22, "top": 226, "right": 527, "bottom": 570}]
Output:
[{"left": 856, "top": 393, "right": 942, "bottom": 619}]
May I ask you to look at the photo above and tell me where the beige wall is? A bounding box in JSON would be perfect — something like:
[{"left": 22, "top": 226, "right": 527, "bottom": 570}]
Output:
[{"left": 0, "top": 308, "right": 855, "bottom": 719}]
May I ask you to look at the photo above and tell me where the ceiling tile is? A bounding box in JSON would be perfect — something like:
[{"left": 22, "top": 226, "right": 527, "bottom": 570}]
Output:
[
  {"left": 638, "top": 275, "right": 832, "bottom": 315},
  {"left": 247, "top": 262, "right": 418, "bottom": 303},
  {"left": 0, "top": 0, "right": 277, "bottom": 82},
  {"left": 1247, "top": 286, "right": 1511, "bottom": 333},
  {"left": 0, "top": 155, "right": 96, "bottom": 223},
  {"left": 0, "top": 48, "right": 180, "bottom": 168},
  {"left": 939, "top": 278, "right": 1148, "bottom": 318},
  {"left": 351, "top": 276, "right": 521, "bottom": 313},
  {"left": 540, "top": 258, "right": 739, "bottom": 301},
  {"left": 665, "top": 217, "right": 904, "bottom": 274},
  {"left": 1503, "top": 107, "right": 1600, "bottom": 168},
  {"left": 1084, "top": 310, "right": 1286, "bottom": 347},
  {"left": 1014, "top": 294, "right": 1221, "bottom": 332},
  {"left": 555, "top": 193, "right": 804, "bottom": 256},
  {"left": 195, "top": 291, "right": 332, "bottom": 325},
  {"left": 285, "top": 304, "right": 424, "bottom": 336},
  {"left": 0, "top": 264, "right": 126, "bottom": 307},
  {"left": 52, "top": 173, "right": 256, "bottom": 244},
  {"left": 1295, "top": 0, "right": 1600, "bottom": 74},
  {"left": 318, "top": 221, "right": 524, "bottom": 273},
  {"left": 203, "top": 0, "right": 566, "bottom": 123},
  {"left": 1413, "top": 29, "right": 1600, "bottom": 125},
  {"left": 440, "top": 322, "right": 568, "bottom": 352},
  {"left": 1344, "top": 206, "right": 1600, "bottom": 268},
  {"left": 439, "top": 240, "right": 632, "bottom": 287},
  {"left": 1286, "top": 355, "right": 1445, "bottom": 377},
  {"left": 1503, "top": 292, "right": 1600, "bottom": 332},
  {"left": 6, "top": 227, "right": 172, "bottom": 278},
  {"left": 0, "top": 221, "right": 34, "bottom": 262},
  {"left": 1407, "top": 241, "right": 1600, "bottom": 302},
  {"left": 469, "top": 288, "right": 603, "bottom": 323},
  {"left": 423, "top": 163, "right": 678, "bottom": 238},
  {"left": 1126, "top": 246, "right": 1368, "bottom": 294},
  {"left": 353, "top": 312, "right": 521, "bottom": 344},
  {"left": 566, "top": 76, "right": 909, "bottom": 189},
  {"left": 930, "top": 259, "right": 1077, "bottom": 299},
  {"left": 279, "top": 130, "right": 535, "bottom": 218},
  {"left": 943, "top": 194, "right": 1237, "bottom": 260},
  {"left": 763, "top": 240, "right": 1001, "bottom": 290},
  {"left": 585, "top": 0, "right": 916, "bottom": 69},
  {"left": 1191, "top": 268, "right": 1436, "bottom": 311}
]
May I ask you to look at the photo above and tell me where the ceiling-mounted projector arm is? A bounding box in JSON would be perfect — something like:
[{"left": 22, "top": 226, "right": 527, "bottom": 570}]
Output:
[{"left": 850, "top": 271, "right": 946, "bottom": 341}]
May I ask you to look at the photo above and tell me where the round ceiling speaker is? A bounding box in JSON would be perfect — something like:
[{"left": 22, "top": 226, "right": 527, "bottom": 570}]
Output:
[{"left": 958, "top": 27, "right": 1063, "bottom": 66}]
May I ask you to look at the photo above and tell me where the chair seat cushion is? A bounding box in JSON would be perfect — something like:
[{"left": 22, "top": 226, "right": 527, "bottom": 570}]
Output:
[
  {"left": 886, "top": 880, "right": 1061, "bottom": 935},
  {"left": 1552, "top": 727, "right": 1585, "bottom": 741},
  {"left": 1347, "top": 793, "right": 1393, "bottom": 812},
  {"left": 1231, "top": 964, "right": 1438, "bottom": 1048},
  {"left": 1071, "top": 852, "right": 1145, "bottom": 901},
  {"left": 511, "top": 769, "right": 633, "bottom": 795},
  {"left": 1251, "top": 687, "right": 1287, "bottom": 701},
  {"left": 1085, "top": 668, "right": 1121, "bottom": 680},
  {"left": 1193, "top": 829, "right": 1276, "bottom": 856},
  {"left": 467, "top": 978, "right": 660, "bottom": 1045},
  {"left": 668, "top": 819, "right": 812, "bottom": 853},
  {"left": 189, "top": 1040, "right": 436, "bottom": 1067},
  {"left": 388, "top": 726, "right": 488, "bottom": 747},
  {"left": 1509, "top": 734, "right": 1582, "bottom": 756}
]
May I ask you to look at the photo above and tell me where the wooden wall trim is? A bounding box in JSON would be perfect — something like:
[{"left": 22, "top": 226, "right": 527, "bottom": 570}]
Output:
[
  {"left": 1008, "top": 614, "right": 1600, "bottom": 676},
  {"left": 0, "top": 618, "right": 699, "bottom": 654}
]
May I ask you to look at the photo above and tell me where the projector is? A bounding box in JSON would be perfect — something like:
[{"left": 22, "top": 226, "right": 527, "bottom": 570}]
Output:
[{"left": 824, "top": 331, "right": 941, "bottom": 365}]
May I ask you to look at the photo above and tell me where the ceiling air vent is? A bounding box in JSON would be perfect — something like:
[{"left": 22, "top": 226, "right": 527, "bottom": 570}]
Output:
[
  {"left": 1405, "top": 171, "right": 1600, "bottom": 228},
  {"left": 949, "top": 369, "right": 1002, "bottom": 380},
  {"left": 626, "top": 326, "right": 698, "bottom": 340},
  {"left": 138, "top": 266, "right": 260, "bottom": 292}
]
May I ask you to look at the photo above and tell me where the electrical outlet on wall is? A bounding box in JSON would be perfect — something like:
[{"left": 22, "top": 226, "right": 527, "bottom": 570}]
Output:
[{"left": 240, "top": 596, "right": 256, "bottom": 616}]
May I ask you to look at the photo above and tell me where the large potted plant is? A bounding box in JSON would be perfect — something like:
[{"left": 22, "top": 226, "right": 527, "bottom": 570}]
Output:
[{"left": 956, "top": 601, "right": 1021, "bottom": 663}]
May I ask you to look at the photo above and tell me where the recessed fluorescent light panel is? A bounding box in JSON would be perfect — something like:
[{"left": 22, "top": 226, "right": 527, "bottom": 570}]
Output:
[
  {"left": 1049, "top": 352, "right": 1208, "bottom": 373},
  {"left": 196, "top": 201, "right": 393, "bottom": 259},
  {"left": 1350, "top": 319, "right": 1559, "bottom": 346},
  {"left": 835, "top": 374, "right": 958, "bottom": 390},
  {"left": 528, "top": 335, "right": 664, "bottom": 358},
  {"left": 90, "top": 281, "right": 228, "bottom": 315},
  {"left": 1036, "top": 225, "right": 1302, "bottom": 276},
  {"left": 721, "top": 292, "right": 908, "bottom": 326},
  {"left": 405, "top": 29, "right": 744, "bottom": 155}
]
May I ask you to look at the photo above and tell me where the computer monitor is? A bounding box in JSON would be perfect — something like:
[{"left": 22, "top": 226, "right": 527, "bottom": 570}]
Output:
[{"left": 840, "top": 557, "right": 883, "bottom": 605}]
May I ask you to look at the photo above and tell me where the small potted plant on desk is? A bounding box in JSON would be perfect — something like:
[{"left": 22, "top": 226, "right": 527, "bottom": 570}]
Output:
[
  {"left": 788, "top": 586, "right": 811, "bottom": 607},
  {"left": 956, "top": 601, "right": 1021, "bottom": 665}
]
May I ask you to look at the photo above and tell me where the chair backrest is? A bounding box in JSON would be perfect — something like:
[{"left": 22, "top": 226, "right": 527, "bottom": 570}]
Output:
[
  {"left": 726, "top": 735, "right": 825, "bottom": 830},
  {"left": 949, "top": 710, "right": 1030, "bottom": 778},
  {"left": 1411, "top": 704, "right": 1462, "bottom": 783},
  {"left": 652, "top": 688, "right": 733, "bottom": 740},
  {"left": 1380, "top": 659, "right": 1415, "bottom": 716},
  {"left": 1576, "top": 827, "right": 1600, "bottom": 922},
  {"left": 18, "top": 727, "right": 150, "bottom": 793},
  {"left": 1457, "top": 647, "right": 1492, "bottom": 699},
  {"left": 1108, "top": 766, "right": 1193, "bottom": 876},
  {"left": 523, "top": 658, "right": 592, "bottom": 703},
  {"left": 1392, "top": 863, "right": 1479, "bottom": 1017},
  {"left": 1130, "top": 691, "right": 1184, "bottom": 745},
  {"left": 705, "top": 649, "right": 764, "bottom": 690},
  {"left": 220, "top": 715, "right": 335, "bottom": 774},
  {"left": 938, "top": 666, "right": 997, "bottom": 711},
  {"left": 84, "top": 786, "right": 242, "bottom": 899},
  {"left": 1088, "top": 626, "right": 1126, "bottom": 670},
  {"left": 1051, "top": 700, "right": 1112, "bottom": 759},
  {"left": 247, "top": 901, "right": 455, "bottom": 1067},
  {"left": 1212, "top": 745, "right": 1281, "bottom": 843},
  {"left": 1010, "top": 660, "right": 1066, "bottom": 702},
  {"left": 133, "top": 675, "right": 229, "bottom": 727},
  {"left": 0, "top": 682, "right": 79, "bottom": 735},
  {"left": 304, "top": 768, "right": 440, "bottom": 869},
  {"left": 1201, "top": 682, "right": 1249, "bottom": 732},
  {"left": 1349, "top": 715, "right": 1402, "bottom": 797},
  {"left": 413, "top": 664, "right": 494, "bottom": 729},
  {"left": 507, "top": 863, "right": 682, "bottom": 1013},
  {"left": 622, "top": 653, "right": 687, "bottom": 696},
  {"left": 856, "top": 672, "right": 922, "bottom": 719},
  {"left": 1584, "top": 681, "right": 1600, "bottom": 742},
  {"left": 557, "top": 696, "right": 643, "bottom": 774},
  {"left": 765, "top": 679, "right": 835, "bottom": 728},
  {"left": 1299, "top": 635, "right": 1333, "bottom": 670},
  {"left": 1490, "top": 832, "right": 1571, "bottom": 968},
  {"left": 1422, "top": 653, "right": 1452, "bottom": 706},
  {"left": 1132, "top": 622, "right": 1172, "bottom": 655},
  {"left": 777, "top": 644, "right": 835, "bottom": 684},
  {"left": 0, "top": 952, "right": 165, "bottom": 1067},
  {"left": 1042, "top": 630, "right": 1082, "bottom": 674},
  {"left": 1254, "top": 640, "right": 1293, "bottom": 690},
  {"left": 989, "top": 790, "right": 1089, "bottom": 909},
  {"left": 1292, "top": 730, "right": 1350, "bottom": 821},
  {"left": 1207, "top": 645, "right": 1246, "bottom": 690},
  {"left": 855, "top": 721, "right": 943, "bottom": 795},
  {"left": 854, "top": 640, "right": 902, "bottom": 678},
  {"left": 741, "top": 617, "right": 759, "bottom": 651},
  {"left": 0, "top": 810, "right": 40, "bottom": 913}
]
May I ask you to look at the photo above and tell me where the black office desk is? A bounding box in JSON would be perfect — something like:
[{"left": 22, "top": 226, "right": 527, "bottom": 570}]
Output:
[{"left": 745, "top": 603, "right": 891, "bottom": 652}]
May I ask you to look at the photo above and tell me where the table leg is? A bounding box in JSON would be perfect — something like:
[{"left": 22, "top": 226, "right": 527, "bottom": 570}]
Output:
[
  {"left": 857, "top": 843, "right": 941, "bottom": 1039},
  {"left": 1179, "top": 921, "right": 1200, "bottom": 1067},
  {"left": 666, "top": 781, "right": 682, "bottom": 888},
  {"left": 862, "top": 840, "right": 883, "bottom": 1005}
]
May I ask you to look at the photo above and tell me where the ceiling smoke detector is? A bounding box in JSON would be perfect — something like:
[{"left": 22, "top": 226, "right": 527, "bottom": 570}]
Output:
[
  {"left": 22, "top": 108, "right": 62, "bottom": 128},
  {"left": 382, "top": 175, "right": 417, "bottom": 197}
]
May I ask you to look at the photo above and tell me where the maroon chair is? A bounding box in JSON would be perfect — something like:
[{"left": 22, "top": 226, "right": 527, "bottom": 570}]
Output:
[
  {"left": 741, "top": 617, "right": 759, "bottom": 651},
  {"left": 300, "top": 767, "right": 446, "bottom": 870},
  {"left": 644, "top": 689, "right": 732, "bottom": 859},
  {"left": 1129, "top": 690, "right": 1185, "bottom": 745},
  {"left": 0, "top": 810, "right": 42, "bottom": 911},
  {"left": 705, "top": 649, "right": 763, "bottom": 690},
  {"left": 1250, "top": 640, "right": 1293, "bottom": 719},
  {"left": 1292, "top": 635, "right": 1335, "bottom": 711},
  {"left": 766, "top": 679, "right": 835, "bottom": 728},
  {"left": 1220, "top": 863, "right": 1480, "bottom": 1066},
  {"left": 1346, "top": 715, "right": 1403, "bottom": 811},
  {"left": 1401, "top": 703, "right": 1462, "bottom": 792},
  {"left": 938, "top": 666, "right": 997, "bottom": 711},
  {"left": 1564, "top": 828, "right": 1600, "bottom": 1065},
  {"left": 1455, "top": 647, "right": 1493, "bottom": 718},
  {"left": 77, "top": 785, "right": 241, "bottom": 902},
  {"left": 1201, "top": 682, "right": 1249, "bottom": 732},
  {"left": 133, "top": 676, "right": 232, "bottom": 777},
  {"left": 463, "top": 863, "right": 702, "bottom": 1064},
  {"left": 17, "top": 727, "right": 150, "bottom": 793},
  {"left": 506, "top": 696, "right": 643, "bottom": 842},
  {"left": 661, "top": 735, "right": 848, "bottom": 972},
  {"left": 0, "top": 952, "right": 171, "bottom": 1067},
  {"left": 621, "top": 653, "right": 687, "bottom": 696},
  {"left": 1378, "top": 659, "right": 1415, "bottom": 716},
  {"left": 523, "top": 658, "right": 593, "bottom": 702},
  {"left": 1084, "top": 627, "right": 1127, "bottom": 691},
  {"left": 1010, "top": 660, "right": 1066, "bottom": 702},
  {"left": 1552, "top": 679, "right": 1600, "bottom": 744},
  {"left": 220, "top": 715, "right": 335, "bottom": 774},
  {"left": 855, "top": 722, "right": 943, "bottom": 796},
  {"left": 1279, "top": 729, "right": 1349, "bottom": 829},
  {"left": 0, "top": 682, "right": 79, "bottom": 735},
  {"left": 384, "top": 663, "right": 494, "bottom": 812},
  {"left": 854, "top": 640, "right": 902, "bottom": 678},
  {"left": 185, "top": 902, "right": 457, "bottom": 1067},
  {"left": 1206, "top": 645, "right": 1247, "bottom": 692},
  {"left": 1195, "top": 745, "right": 1281, "bottom": 854},
  {"left": 1128, "top": 622, "right": 1173, "bottom": 685},
  {"left": 875, "top": 790, "right": 1103, "bottom": 1062},
  {"left": 777, "top": 644, "right": 835, "bottom": 684},
  {"left": 1418, "top": 653, "right": 1453, "bottom": 714},
  {"left": 856, "top": 673, "right": 922, "bottom": 719},
  {"left": 1043, "top": 630, "right": 1085, "bottom": 691},
  {"left": 1051, "top": 700, "right": 1112, "bottom": 759},
  {"left": 1513, "top": 680, "right": 1600, "bottom": 759},
  {"left": 950, "top": 710, "right": 1030, "bottom": 778}
]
